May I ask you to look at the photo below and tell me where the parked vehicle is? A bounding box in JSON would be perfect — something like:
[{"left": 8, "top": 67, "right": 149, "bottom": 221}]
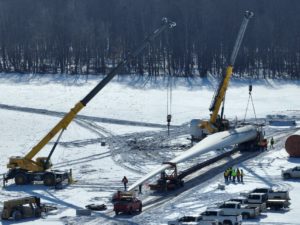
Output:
[
  {"left": 218, "top": 201, "right": 260, "bottom": 219},
  {"left": 282, "top": 166, "right": 300, "bottom": 179},
  {"left": 1, "top": 196, "right": 56, "bottom": 220},
  {"left": 113, "top": 191, "right": 142, "bottom": 215},
  {"left": 201, "top": 208, "right": 242, "bottom": 225},
  {"left": 233, "top": 193, "right": 267, "bottom": 212},
  {"left": 168, "top": 215, "right": 218, "bottom": 225},
  {"left": 266, "top": 199, "right": 290, "bottom": 210},
  {"left": 239, "top": 191, "right": 290, "bottom": 211},
  {"left": 241, "top": 187, "right": 290, "bottom": 200}
]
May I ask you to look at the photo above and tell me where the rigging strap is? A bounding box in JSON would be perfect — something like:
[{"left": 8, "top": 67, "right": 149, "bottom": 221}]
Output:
[{"left": 243, "top": 82, "right": 257, "bottom": 123}]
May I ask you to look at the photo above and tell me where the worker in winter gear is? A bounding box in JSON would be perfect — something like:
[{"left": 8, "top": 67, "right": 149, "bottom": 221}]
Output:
[
  {"left": 231, "top": 168, "right": 237, "bottom": 183},
  {"left": 236, "top": 168, "right": 241, "bottom": 183},
  {"left": 224, "top": 170, "right": 229, "bottom": 182},
  {"left": 270, "top": 137, "right": 274, "bottom": 149},
  {"left": 122, "top": 176, "right": 128, "bottom": 191},
  {"left": 228, "top": 167, "right": 232, "bottom": 181},
  {"left": 240, "top": 169, "right": 244, "bottom": 183}
]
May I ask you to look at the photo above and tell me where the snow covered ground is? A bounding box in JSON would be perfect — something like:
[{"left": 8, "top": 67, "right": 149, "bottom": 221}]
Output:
[{"left": 0, "top": 73, "right": 300, "bottom": 225}]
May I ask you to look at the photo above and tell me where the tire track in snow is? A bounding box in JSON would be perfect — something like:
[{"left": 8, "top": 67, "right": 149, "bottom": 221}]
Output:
[{"left": 0, "top": 103, "right": 171, "bottom": 128}]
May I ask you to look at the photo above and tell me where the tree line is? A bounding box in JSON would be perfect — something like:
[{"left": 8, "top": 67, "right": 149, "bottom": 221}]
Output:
[{"left": 0, "top": 0, "right": 299, "bottom": 79}]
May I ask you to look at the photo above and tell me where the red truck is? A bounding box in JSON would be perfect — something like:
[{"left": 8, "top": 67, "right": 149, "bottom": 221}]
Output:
[{"left": 113, "top": 191, "right": 142, "bottom": 215}]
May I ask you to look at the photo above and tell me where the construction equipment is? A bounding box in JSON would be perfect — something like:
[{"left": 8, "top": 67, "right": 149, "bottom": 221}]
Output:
[
  {"left": 1, "top": 196, "right": 56, "bottom": 220},
  {"left": 191, "top": 11, "right": 254, "bottom": 141},
  {"left": 4, "top": 18, "right": 176, "bottom": 186},
  {"left": 149, "top": 162, "right": 184, "bottom": 191}
]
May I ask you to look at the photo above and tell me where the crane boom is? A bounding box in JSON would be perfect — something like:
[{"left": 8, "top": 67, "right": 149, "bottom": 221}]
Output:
[
  {"left": 8, "top": 18, "right": 176, "bottom": 172},
  {"left": 201, "top": 11, "right": 253, "bottom": 134}
]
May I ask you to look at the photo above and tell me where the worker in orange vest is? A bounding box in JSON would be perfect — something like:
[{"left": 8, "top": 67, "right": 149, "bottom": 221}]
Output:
[{"left": 122, "top": 176, "right": 128, "bottom": 191}]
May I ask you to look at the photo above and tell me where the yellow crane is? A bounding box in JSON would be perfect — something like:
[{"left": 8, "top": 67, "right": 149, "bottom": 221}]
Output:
[
  {"left": 191, "top": 11, "right": 253, "bottom": 141},
  {"left": 4, "top": 18, "right": 176, "bottom": 186}
]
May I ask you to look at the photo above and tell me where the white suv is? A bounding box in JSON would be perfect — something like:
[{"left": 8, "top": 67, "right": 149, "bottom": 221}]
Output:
[{"left": 282, "top": 166, "right": 300, "bottom": 179}]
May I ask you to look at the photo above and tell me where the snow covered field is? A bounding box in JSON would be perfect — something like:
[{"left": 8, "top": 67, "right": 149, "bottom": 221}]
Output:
[{"left": 0, "top": 73, "right": 300, "bottom": 225}]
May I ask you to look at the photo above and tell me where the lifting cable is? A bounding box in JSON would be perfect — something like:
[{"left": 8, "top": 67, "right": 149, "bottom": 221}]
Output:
[
  {"left": 166, "top": 72, "right": 173, "bottom": 136},
  {"left": 243, "top": 81, "right": 257, "bottom": 123}
]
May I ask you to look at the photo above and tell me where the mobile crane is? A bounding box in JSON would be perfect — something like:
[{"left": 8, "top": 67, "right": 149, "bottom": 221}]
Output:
[
  {"left": 4, "top": 18, "right": 176, "bottom": 186},
  {"left": 190, "top": 11, "right": 254, "bottom": 141}
]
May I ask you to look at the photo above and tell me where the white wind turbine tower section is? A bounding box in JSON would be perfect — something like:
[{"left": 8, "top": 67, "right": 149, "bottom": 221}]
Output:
[{"left": 128, "top": 125, "right": 257, "bottom": 191}]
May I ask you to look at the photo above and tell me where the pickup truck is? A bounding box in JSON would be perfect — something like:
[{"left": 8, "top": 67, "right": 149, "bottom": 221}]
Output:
[
  {"left": 201, "top": 208, "right": 242, "bottom": 225},
  {"left": 167, "top": 216, "right": 218, "bottom": 225},
  {"left": 241, "top": 187, "right": 290, "bottom": 200},
  {"left": 218, "top": 201, "right": 260, "bottom": 219},
  {"left": 231, "top": 193, "right": 267, "bottom": 212},
  {"left": 282, "top": 166, "right": 300, "bottom": 179},
  {"left": 113, "top": 191, "right": 142, "bottom": 215},
  {"left": 239, "top": 192, "right": 290, "bottom": 211}
]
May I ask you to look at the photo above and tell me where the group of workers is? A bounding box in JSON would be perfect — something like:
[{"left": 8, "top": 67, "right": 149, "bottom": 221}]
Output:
[{"left": 224, "top": 167, "right": 244, "bottom": 183}]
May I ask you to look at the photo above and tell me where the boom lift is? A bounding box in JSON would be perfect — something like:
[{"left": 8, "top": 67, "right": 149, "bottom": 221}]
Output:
[
  {"left": 190, "top": 11, "right": 254, "bottom": 141},
  {"left": 4, "top": 18, "right": 176, "bottom": 186}
]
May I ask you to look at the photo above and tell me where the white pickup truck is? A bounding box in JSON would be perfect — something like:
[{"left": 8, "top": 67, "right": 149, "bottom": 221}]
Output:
[
  {"left": 240, "top": 191, "right": 290, "bottom": 210},
  {"left": 168, "top": 216, "right": 218, "bottom": 225},
  {"left": 231, "top": 193, "right": 267, "bottom": 212},
  {"left": 282, "top": 166, "right": 300, "bottom": 179},
  {"left": 218, "top": 201, "right": 260, "bottom": 219},
  {"left": 201, "top": 208, "right": 242, "bottom": 225},
  {"left": 241, "top": 187, "right": 290, "bottom": 200}
]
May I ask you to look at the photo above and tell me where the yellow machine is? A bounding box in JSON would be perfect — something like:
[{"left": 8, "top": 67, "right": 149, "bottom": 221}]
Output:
[
  {"left": 1, "top": 196, "right": 42, "bottom": 220},
  {"left": 190, "top": 11, "right": 254, "bottom": 141},
  {"left": 5, "top": 18, "right": 176, "bottom": 186}
]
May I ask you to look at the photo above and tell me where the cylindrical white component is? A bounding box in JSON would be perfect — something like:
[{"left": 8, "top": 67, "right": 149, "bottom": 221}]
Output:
[
  {"left": 190, "top": 119, "right": 203, "bottom": 139},
  {"left": 128, "top": 125, "right": 257, "bottom": 191}
]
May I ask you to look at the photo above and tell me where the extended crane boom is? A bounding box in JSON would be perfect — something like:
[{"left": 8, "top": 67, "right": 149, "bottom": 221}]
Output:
[
  {"left": 200, "top": 11, "right": 254, "bottom": 135},
  {"left": 5, "top": 18, "right": 176, "bottom": 186}
]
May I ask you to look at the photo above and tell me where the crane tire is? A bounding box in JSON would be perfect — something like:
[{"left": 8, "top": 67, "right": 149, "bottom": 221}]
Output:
[{"left": 15, "top": 172, "right": 28, "bottom": 185}]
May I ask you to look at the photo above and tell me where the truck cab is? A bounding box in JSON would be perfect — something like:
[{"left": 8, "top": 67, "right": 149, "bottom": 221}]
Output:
[{"left": 282, "top": 166, "right": 300, "bottom": 179}]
